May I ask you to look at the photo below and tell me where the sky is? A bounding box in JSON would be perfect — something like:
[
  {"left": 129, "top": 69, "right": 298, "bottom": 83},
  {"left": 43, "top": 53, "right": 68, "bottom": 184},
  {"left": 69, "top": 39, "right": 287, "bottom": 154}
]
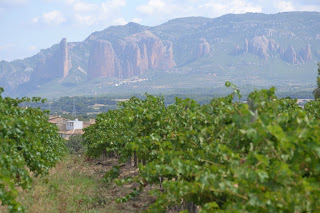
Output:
[{"left": 0, "top": 0, "right": 320, "bottom": 61}]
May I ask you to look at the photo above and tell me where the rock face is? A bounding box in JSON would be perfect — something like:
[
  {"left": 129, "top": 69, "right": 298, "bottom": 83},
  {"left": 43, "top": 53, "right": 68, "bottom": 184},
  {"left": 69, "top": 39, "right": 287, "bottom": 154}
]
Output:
[
  {"left": 233, "top": 35, "right": 314, "bottom": 65},
  {"left": 87, "top": 30, "right": 176, "bottom": 80},
  {"left": 268, "top": 39, "right": 279, "bottom": 56},
  {"left": 197, "top": 38, "right": 211, "bottom": 57},
  {"left": 87, "top": 40, "right": 121, "bottom": 80},
  {"left": 281, "top": 46, "right": 299, "bottom": 64},
  {"left": 3, "top": 12, "right": 320, "bottom": 97},
  {"left": 0, "top": 61, "right": 32, "bottom": 92},
  {"left": 249, "top": 36, "right": 270, "bottom": 60},
  {"left": 244, "top": 39, "right": 249, "bottom": 53},
  {"left": 299, "top": 44, "right": 312, "bottom": 62},
  {"left": 30, "top": 38, "right": 71, "bottom": 82},
  {"left": 58, "top": 38, "right": 70, "bottom": 78},
  {"left": 247, "top": 36, "right": 280, "bottom": 60}
]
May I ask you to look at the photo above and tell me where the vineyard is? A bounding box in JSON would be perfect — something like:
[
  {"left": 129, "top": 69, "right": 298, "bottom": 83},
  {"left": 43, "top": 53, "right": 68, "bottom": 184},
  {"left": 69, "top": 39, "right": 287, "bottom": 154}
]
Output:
[
  {"left": 1, "top": 80, "right": 320, "bottom": 212},
  {"left": 83, "top": 82, "right": 320, "bottom": 212},
  {"left": 0, "top": 88, "right": 66, "bottom": 212}
]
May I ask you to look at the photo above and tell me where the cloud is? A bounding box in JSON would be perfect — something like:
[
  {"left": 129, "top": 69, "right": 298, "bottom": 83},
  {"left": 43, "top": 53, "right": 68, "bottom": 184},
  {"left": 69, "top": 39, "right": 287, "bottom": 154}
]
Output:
[
  {"left": 36, "top": 0, "right": 127, "bottom": 27},
  {"left": 101, "top": 0, "right": 126, "bottom": 11},
  {"left": 33, "top": 10, "right": 66, "bottom": 25},
  {"left": 136, "top": 0, "right": 166, "bottom": 15},
  {"left": 273, "top": 1, "right": 295, "bottom": 12},
  {"left": 289, "top": 0, "right": 320, "bottom": 11},
  {"left": 258, "top": 0, "right": 320, "bottom": 13},
  {"left": 291, "top": 0, "right": 320, "bottom": 4},
  {"left": 112, "top": 17, "right": 127, "bottom": 25},
  {"left": 64, "top": 0, "right": 127, "bottom": 26},
  {"left": 28, "top": 45, "right": 39, "bottom": 52},
  {"left": 74, "top": 14, "right": 95, "bottom": 26},
  {"left": 299, "top": 5, "right": 320, "bottom": 11},
  {"left": 134, "top": 0, "right": 320, "bottom": 27},
  {"left": 136, "top": 0, "right": 262, "bottom": 25},
  {"left": 136, "top": 0, "right": 193, "bottom": 24},
  {"left": 131, "top": 17, "right": 142, "bottom": 23},
  {"left": 73, "top": 1, "right": 97, "bottom": 12},
  {"left": 199, "top": 0, "right": 262, "bottom": 15}
]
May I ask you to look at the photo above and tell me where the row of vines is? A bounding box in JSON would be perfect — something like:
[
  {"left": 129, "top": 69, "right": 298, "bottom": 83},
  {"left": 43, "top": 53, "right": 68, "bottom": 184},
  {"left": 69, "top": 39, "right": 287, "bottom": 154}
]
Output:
[
  {"left": 83, "top": 82, "right": 320, "bottom": 212},
  {"left": 0, "top": 88, "right": 66, "bottom": 212}
]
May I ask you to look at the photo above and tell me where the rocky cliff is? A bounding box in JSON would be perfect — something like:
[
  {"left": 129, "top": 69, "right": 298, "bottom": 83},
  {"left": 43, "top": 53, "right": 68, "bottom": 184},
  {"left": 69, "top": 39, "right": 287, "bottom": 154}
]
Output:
[
  {"left": 280, "top": 44, "right": 313, "bottom": 64},
  {"left": 299, "top": 44, "right": 312, "bottom": 62},
  {"left": 87, "top": 40, "right": 121, "bottom": 79},
  {"left": 233, "top": 36, "right": 279, "bottom": 59},
  {"left": 30, "top": 38, "right": 71, "bottom": 82},
  {"left": 1, "top": 12, "right": 320, "bottom": 97},
  {"left": 197, "top": 38, "right": 211, "bottom": 58},
  {"left": 87, "top": 30, "right": 175, "bottom": 79},
  {"left": 282, "top": 46, "right": 299, "bottom": 64},
  {"left": 249, "top": 36, "right": 271, "bottom": 60},
  {"left": 59, "top": 38, "right": 70, "bottom": 78},
  {"left": 233, "top": 35, "right": 315, "bottom": 65},
  {"left": 237, "top": 36, "right": 280, "bottom": 60}
]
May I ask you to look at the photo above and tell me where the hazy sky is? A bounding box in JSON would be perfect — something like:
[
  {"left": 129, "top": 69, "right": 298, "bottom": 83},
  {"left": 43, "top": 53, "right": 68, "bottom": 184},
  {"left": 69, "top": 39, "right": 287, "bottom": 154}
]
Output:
[{"left": 1, "top": 0, "right": 320, "bottom": 61}]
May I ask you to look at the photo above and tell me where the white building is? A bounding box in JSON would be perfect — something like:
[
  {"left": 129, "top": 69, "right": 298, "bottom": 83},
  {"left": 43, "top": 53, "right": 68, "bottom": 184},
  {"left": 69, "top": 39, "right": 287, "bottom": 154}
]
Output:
[
  {"left": 66, "top": 119, "right": 83, "bottom": 130},
  {"left": 51, "top": 118, "right": 95, "bottom": 140}
]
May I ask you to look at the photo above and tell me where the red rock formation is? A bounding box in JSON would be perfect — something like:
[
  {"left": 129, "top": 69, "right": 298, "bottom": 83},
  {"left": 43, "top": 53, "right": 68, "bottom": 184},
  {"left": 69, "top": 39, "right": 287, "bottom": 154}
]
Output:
[
  {"left": 268, "top": 39, "right": 279, "bottom": 54},
  {"left": 299, "top": 44, "right": 312, "bottom": 62},
  {"left": 58, "top": 38, "right": 70, "bottom": 78},
  {"left": 148, "top": 40, "right": 163, "bottom": 68},
  {"left": 244, "top": 39, "right": 249, "bottom": 53},
  {"left": 30, "top": 38, "right": 71, "bottom": 81},
  {"left": 124, "top": 43, "right": 141, "bottom": 77},
  {"left": 122, "top": 30, "right": 175, "bottom": 77},
  {"left": 87, "top": 40, "right": 122, "bottom": 80},
  {"left": 306, "top": 44, "right": 312, "bottom": 61},
  {"left": 87, "top": 30, "right": 176, "bottom": 80},
  {"left": 282, "top": 46, "right": 299, "bottom": 64},
  {"left": 232, "top": 38, "right": 248, "bottom": 55},
  {"left": 235, "top": 36, "right": 279, "bottom": 59},
  {"left": 146, "top": 39, "right": 175, "bottom": 70},
  {"left": 141, "top": 44, "right": 149, "bottom": 70},
  {"left": 160, "top": 41, "right": 175, "bottom": 69},
  {"left": 249, "top": 36, "right": 270, "bottom": 60},
  {"left": 197, "top": 38, "right": 211, "bottom": 57}
]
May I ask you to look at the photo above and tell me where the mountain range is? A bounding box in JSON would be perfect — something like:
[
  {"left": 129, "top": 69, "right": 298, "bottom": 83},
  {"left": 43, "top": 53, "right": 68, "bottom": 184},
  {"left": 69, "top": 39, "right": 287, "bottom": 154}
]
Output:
[{"left": 1, "top": 11, "right": 320, "bottom": 98}]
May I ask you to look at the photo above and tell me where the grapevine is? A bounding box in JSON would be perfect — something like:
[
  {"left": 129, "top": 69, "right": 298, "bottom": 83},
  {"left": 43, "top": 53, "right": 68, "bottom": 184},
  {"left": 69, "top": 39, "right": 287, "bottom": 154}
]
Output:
[
  {"left": 83, "top": 83, "right": 320, "bottom": 212},
  {"left": 0, "top": 88, "right": 66, "bottom": 212}
]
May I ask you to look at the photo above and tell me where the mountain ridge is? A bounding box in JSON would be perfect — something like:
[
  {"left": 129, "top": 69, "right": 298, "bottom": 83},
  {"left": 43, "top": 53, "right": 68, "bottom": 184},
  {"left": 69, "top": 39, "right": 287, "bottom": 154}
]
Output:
[{"left": 1, "top": 12, "right": 320, "bottom": 97}]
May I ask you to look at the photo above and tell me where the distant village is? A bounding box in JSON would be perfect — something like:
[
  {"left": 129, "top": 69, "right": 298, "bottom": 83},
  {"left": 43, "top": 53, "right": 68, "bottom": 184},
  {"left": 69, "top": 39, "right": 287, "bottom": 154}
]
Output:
[{"left": 48, "top": 116, "right": 95, "bottom": 139}]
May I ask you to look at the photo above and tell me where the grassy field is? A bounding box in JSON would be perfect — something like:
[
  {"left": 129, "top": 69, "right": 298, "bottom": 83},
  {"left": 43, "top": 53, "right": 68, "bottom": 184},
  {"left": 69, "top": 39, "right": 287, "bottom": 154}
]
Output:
[{"left": 0, "top": 155, "right": 155, "bottom": 213}]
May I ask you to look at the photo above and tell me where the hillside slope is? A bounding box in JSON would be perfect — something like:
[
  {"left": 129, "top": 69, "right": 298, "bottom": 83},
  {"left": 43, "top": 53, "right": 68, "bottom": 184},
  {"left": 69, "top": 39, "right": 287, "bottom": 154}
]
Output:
[{"left": 1, "top": 12, "right": 319, "bottom": 97}]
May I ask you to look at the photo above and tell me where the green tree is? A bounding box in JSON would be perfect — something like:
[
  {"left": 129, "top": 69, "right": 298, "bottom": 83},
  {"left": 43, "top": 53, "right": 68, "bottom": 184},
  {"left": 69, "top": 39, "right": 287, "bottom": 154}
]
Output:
[
  {"left": 312, "top": 62, "right": 320, "bottom": 99},
  {"left": 66, "top": 135, "right": 84, "bottom": 154}
]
